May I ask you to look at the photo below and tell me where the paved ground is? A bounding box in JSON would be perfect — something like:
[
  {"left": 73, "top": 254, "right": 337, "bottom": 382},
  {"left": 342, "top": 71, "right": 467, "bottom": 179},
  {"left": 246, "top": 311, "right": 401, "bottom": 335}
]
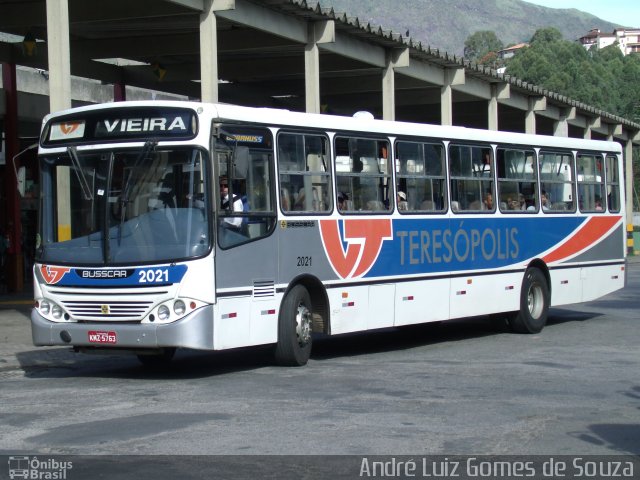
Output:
[{"left": 0, "top": 259, "right": 638, "bottom": 461}]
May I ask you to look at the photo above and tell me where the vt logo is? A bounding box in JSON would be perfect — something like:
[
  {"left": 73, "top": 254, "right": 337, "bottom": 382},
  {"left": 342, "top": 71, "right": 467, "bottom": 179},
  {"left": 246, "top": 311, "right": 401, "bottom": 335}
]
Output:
[
  {"left": 60, "top": 122, "right": 81, "bottom": 134},
  {"left": 319, "top": 219, "right": 393, "bottom": 279},
  {"left": 40, "top": 265, "right": 71, "bottom": 284}
]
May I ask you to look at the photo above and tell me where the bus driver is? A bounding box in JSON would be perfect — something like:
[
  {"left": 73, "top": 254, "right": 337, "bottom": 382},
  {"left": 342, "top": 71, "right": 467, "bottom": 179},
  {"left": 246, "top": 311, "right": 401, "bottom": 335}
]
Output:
[{"left": 220, "top": 176, "right": 243, "bottom": 229}]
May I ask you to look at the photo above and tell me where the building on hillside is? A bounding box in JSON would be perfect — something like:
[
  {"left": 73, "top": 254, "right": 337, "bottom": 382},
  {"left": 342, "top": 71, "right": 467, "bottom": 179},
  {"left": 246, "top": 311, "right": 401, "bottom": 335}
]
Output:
[
  {"left": 579, "top": 28, "right": 640, "bottom": 56},
  {"left": 497, "top": 43, "right": 528, "bottom": 60}
]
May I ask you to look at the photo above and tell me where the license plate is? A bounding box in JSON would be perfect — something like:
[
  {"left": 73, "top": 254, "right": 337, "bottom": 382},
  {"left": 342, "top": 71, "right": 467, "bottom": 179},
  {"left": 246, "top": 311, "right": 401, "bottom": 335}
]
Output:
[{"left": 88, "top": 330, "right": 117, "bottom": 344}]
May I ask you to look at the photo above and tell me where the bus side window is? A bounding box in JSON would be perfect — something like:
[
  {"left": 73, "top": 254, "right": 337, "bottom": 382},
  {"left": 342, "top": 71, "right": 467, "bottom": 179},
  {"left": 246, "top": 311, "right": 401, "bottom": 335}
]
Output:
[
  {"left": 449, "top": 144, "right": 494, "bottom": 213},
  {"left": 217, "top": 127, "right": 276, "bottom": 249},
  {"left": 539, "top": 151, "right": 575, "bottom": 213},
  {"left": 395, "top": 140, "right": 446, "bottom": 213},
  {"left": 334, "top": 136, "right": 391, "bottom": 213},
  {"left": 278, "top": 132, "right": 331, "bottom": 214},
  {"left": 497, "top": 147, "right": 538, "bottom": 213},
  {"left": 605, "top": 154, "right": 621, "bottom": 212},
  {"left": 577, "top": 153, "right": 605, "bottom": 212}
]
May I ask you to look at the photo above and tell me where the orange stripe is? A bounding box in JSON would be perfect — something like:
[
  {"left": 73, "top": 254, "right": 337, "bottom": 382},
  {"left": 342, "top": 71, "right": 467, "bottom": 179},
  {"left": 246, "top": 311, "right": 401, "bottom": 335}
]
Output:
[{"left": 543, "top": 216, "right": 621, "bottom": 264}]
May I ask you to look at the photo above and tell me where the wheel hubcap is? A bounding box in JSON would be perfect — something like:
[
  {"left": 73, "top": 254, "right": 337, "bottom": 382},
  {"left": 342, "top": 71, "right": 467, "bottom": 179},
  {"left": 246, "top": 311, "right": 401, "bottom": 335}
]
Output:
[
  {"left": 295, "top": 303, "right": 312, "bottom": 346},
  {"left": 527, "top": 283, "right": 544, "bottom": 319}
]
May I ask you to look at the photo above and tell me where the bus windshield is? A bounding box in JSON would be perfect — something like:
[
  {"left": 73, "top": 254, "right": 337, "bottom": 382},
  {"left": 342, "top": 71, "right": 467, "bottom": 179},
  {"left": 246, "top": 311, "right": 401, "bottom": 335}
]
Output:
[{"left": 37, "top": 146, "right": 210, "bottom": 265}]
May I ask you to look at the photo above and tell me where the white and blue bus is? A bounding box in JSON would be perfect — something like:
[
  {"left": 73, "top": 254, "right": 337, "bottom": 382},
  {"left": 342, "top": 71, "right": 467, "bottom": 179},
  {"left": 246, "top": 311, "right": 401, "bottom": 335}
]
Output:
[{"left": 31, "top": 101, "right": 626, "bottom": 366}]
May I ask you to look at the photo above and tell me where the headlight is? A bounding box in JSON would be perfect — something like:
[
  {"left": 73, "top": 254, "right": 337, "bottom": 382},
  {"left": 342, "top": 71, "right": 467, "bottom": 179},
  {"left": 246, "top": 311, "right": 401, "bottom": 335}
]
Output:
[
  {"left": 173, "top": 300, "right": 186, "bottom": 316},
  {"left": 158, "top": 305, "right": 170, "bottom": 321},
  {"left": 51, "top": 303, "right": 63, "bottom": 319},
  {"left": 40, "top": 300, "right": 51, "bottom": 315}
]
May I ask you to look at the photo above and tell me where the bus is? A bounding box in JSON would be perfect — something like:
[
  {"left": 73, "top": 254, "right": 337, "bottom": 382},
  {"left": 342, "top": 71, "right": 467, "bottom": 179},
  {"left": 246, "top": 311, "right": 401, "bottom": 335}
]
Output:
[{"left": 31, "top": 101, "right": 626, "bottom": 367}]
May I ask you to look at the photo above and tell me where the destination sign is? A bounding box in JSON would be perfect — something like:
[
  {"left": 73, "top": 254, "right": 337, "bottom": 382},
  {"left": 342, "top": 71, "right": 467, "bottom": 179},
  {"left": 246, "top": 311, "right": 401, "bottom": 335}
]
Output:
[{"left": 42, "top": 107, "right": 198, "bottom": 146}]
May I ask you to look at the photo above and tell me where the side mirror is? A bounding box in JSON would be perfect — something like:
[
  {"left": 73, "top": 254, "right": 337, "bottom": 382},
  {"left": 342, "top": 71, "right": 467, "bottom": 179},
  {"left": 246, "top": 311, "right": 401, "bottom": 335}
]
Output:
[
  {"left": 12, "top": 143, "right": 38, "bottom": 197},
  {"left": 17, "top": 166, "right": 25, "bottom": 197}
]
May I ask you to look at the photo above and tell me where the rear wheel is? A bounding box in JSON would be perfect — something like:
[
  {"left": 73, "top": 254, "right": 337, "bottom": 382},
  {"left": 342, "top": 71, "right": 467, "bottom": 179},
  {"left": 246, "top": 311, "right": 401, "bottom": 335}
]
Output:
[
  {"left": 275, "top": 285, "right": 313, "bottom": 366},
  {"left": 508, "top": 268, "right": 549, "bottom": 334}
]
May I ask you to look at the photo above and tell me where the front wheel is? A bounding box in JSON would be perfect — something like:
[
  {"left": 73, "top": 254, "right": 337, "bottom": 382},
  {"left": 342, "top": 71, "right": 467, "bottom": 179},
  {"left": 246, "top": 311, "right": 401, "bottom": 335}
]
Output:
[
  {"left": 508, "top": 268, "right": 550, "bottom": 334},
  {"left": 275, "top": 285, "right": 313, "bottom": 366}
]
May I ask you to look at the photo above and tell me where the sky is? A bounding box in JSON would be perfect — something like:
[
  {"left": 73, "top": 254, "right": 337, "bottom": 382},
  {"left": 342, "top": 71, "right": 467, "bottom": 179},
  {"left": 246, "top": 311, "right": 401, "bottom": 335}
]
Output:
[{"left": 524, "top": 0, "right": 640, "bottom": 28}]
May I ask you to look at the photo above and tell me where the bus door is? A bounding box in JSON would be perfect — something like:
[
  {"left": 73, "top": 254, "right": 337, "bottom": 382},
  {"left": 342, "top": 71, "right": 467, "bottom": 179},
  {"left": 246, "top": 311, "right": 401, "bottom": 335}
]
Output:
[{"left": 212, "top": 125, "right": 278, "bottom": 348}]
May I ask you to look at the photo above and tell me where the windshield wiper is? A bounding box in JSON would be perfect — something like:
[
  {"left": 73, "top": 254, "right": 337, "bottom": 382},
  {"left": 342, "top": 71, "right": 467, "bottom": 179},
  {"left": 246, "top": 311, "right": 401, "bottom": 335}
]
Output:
[
  {"left": 120, "top": 140, "right": 157, "bottom": 206},
  {"left": 67, "top": 146, "right": 93, "bottom": 200},
  {"left": 104, "top": 152, "right": 115, "bottom": 262},
  {"left": 118, "top": 140, "right": 157, "bottom": 244}
]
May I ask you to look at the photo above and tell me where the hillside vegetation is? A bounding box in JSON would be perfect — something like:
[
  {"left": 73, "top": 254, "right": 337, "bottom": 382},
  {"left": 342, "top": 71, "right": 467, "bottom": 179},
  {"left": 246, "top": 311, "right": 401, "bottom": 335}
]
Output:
[
  {"left": 324, "top": 0, "right": 619, "bottom": 55},
  {"left": 506, "top": 28, "right": 640, "bottom": 120}
]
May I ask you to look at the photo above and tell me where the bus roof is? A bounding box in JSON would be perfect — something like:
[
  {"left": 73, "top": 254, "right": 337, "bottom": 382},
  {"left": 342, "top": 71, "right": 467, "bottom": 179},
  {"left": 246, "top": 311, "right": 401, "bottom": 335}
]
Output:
[{"left": 42, "top": 100, "right": 623, "bottom": 153}]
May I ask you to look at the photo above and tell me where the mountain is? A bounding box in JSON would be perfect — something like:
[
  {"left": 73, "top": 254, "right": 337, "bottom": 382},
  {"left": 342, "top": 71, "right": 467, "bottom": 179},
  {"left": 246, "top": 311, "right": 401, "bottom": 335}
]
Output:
[{"left": 323, "top": 0, "right": 620, "bottom": 56}]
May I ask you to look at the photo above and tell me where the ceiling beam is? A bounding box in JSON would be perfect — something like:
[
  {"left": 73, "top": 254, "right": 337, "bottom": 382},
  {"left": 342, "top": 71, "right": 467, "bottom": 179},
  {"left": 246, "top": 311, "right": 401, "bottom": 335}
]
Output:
[
  {"left": 213, "top": 0, "right": 306, "bottom": 43},
  {"left": 165, "top": 0, "right": 205, "bottom": 11}
]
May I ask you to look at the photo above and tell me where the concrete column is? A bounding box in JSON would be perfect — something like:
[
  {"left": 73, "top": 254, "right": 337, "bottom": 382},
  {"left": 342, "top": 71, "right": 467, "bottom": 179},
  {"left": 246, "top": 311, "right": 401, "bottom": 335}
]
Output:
[
  {"left": 488, "top": 83, "right": 509, "bottom": 131},
  {"left": 46, "top": 0, "right": 72, "bottom": 244},
  {"left": 2, "top": 62, "right": 23, "bottom": 292},
  {"left": 606, "top": 124, "right": 622, "bottom": 142},
  {"left": 440, "top": 67, "right": 463, "bottom": 126},
  {"left": 200, "top": 0, "right": 218, "bottom": 103},
  {"left": 46, "top": 0, "right": 72, "bottom": 112},
  {"left": 553, "top": 107, "right": 575, "bottom": 137},
  {"left": 114, "top": 82, "right": 126, "bottom": 102},
  {"left": 525, "top": 100, "right": 536, "bottom": 135},
  {"left": 583, "top": 117, "right": 600, "bottom": 139},
  {"left": 382, "top": 60, "right": 395, "bottom": 121},
  {"left": 524, "top": 97, "right": 546, "bottom": 135},
  {"left": 305, "top": 21, "right": 334, "bottom": 114},
  {"left": 625, "top": 138, "right": 634, "bottom": 253},
  {"left": 381, "top": 48, "right": 408, "bottom": 121},
  {"left": 305, "top": 25, "right": 321, "bottom": 114},
  {"left": 553, "top": 117, "right": 568, "bottom": 137},
  {"left": 488, "top": 85, "right": 498, "bottom": 131},
  {"left": 440, "top": 82, "right": 453, "bottom": 126}
]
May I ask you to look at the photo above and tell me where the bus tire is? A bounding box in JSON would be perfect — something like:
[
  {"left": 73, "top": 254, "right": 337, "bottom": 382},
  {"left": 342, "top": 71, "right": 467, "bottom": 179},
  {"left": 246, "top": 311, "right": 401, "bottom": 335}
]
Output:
[
  {"left": 275, "top": 285, "right": 313, "bottom": 366},
  {"left": 137, "top": 348, "right": 176, "bottom": 369},
  {"left": 508, "top": 268, "right": 549, "bottom": 334}
]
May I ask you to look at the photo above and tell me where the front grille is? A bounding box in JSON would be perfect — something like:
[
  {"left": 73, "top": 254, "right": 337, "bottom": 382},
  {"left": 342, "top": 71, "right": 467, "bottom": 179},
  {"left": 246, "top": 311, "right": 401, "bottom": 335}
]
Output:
[
  {"left": 61, "top": 300, "right": 153, "bottom": 320},
  {"left": 46, "top": 286, "right": 171, "bottom": 322}
]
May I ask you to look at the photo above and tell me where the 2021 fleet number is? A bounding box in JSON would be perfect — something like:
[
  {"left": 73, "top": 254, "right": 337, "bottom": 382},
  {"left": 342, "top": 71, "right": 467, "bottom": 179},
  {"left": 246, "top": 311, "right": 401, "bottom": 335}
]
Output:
[
  {"left": 139, "top": 269, "right": 169, "bottom": 283},
  {"left": 297, "top": 256, "right": 312, "bottom": 267}
]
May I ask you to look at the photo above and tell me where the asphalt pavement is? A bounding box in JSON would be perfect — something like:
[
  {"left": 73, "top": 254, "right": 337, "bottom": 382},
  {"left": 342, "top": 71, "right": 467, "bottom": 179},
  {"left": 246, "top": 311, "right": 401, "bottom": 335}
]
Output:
[{"left": 2, "top": 256, "right": 639, "bottom": 380}]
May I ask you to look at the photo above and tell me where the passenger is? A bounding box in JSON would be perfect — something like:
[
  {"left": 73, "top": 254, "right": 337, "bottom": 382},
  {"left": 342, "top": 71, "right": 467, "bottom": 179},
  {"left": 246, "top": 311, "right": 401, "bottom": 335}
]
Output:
[
  {"left": 483, "top": 192, "right": 493, "bottom": 210},
  {"left": 280, "top": 188, "right": 291, "bottom": 211},
  {"left": 397, "top": 191, "right": 408, "bottom": 211},
  {"left": 220, "top": 176, "right": 243, "bottom": 229},
  {"left": 293, "top": 187, "right": 306, "bottom": 210},
  {"left": 541, "top": 191, "right": 550, "bottom": 211},
  {"left": 337, "top": 192, "right": 349, "bottom": 211},
  {"left": 480, "top": 151, "right": 492, "bottom": 175},
  {"left": 595, "top": 195, "right": 603, "bottom": 211}
]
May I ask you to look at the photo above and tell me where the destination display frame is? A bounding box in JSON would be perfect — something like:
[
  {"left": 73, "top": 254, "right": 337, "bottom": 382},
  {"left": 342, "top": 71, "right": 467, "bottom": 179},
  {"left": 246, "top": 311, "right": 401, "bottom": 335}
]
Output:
[{"left": 41, "top": 106, "right": 199, "bottom": 147}]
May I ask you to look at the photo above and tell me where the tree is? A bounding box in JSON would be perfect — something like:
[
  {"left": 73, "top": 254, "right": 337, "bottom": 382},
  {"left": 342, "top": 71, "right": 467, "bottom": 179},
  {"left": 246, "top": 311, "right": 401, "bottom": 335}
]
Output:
[
  {"left": 505, "top": 27, "right": 638, "bottom": 123},
  {"left": 529, "top": 27, "right": 563, "bottom": 44},
  {"left": 464, "top": 31, "right": 503, "bottom": 64}
]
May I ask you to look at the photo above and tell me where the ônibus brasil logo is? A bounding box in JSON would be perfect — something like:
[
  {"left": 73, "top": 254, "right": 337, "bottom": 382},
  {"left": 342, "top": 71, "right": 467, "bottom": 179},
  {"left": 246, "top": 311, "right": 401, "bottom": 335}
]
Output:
[
  {"left": 40, "top": 266, "right": 71, "bottom": 285},
  {"left": 319, "top": 219, "right": 393, "bottom": 279}
]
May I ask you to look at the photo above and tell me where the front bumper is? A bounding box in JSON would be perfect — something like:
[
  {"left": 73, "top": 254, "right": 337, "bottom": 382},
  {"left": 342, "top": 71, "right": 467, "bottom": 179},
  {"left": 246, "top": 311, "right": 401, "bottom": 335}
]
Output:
[{"left": 31, "top": 304, "right": 214, "bottom": 350}]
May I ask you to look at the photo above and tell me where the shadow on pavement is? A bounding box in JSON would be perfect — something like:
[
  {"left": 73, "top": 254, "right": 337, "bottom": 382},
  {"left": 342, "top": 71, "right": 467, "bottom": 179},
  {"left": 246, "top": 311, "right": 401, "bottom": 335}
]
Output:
[{"left": 13, "top": 308, "right": 603, "bottom": 380}]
